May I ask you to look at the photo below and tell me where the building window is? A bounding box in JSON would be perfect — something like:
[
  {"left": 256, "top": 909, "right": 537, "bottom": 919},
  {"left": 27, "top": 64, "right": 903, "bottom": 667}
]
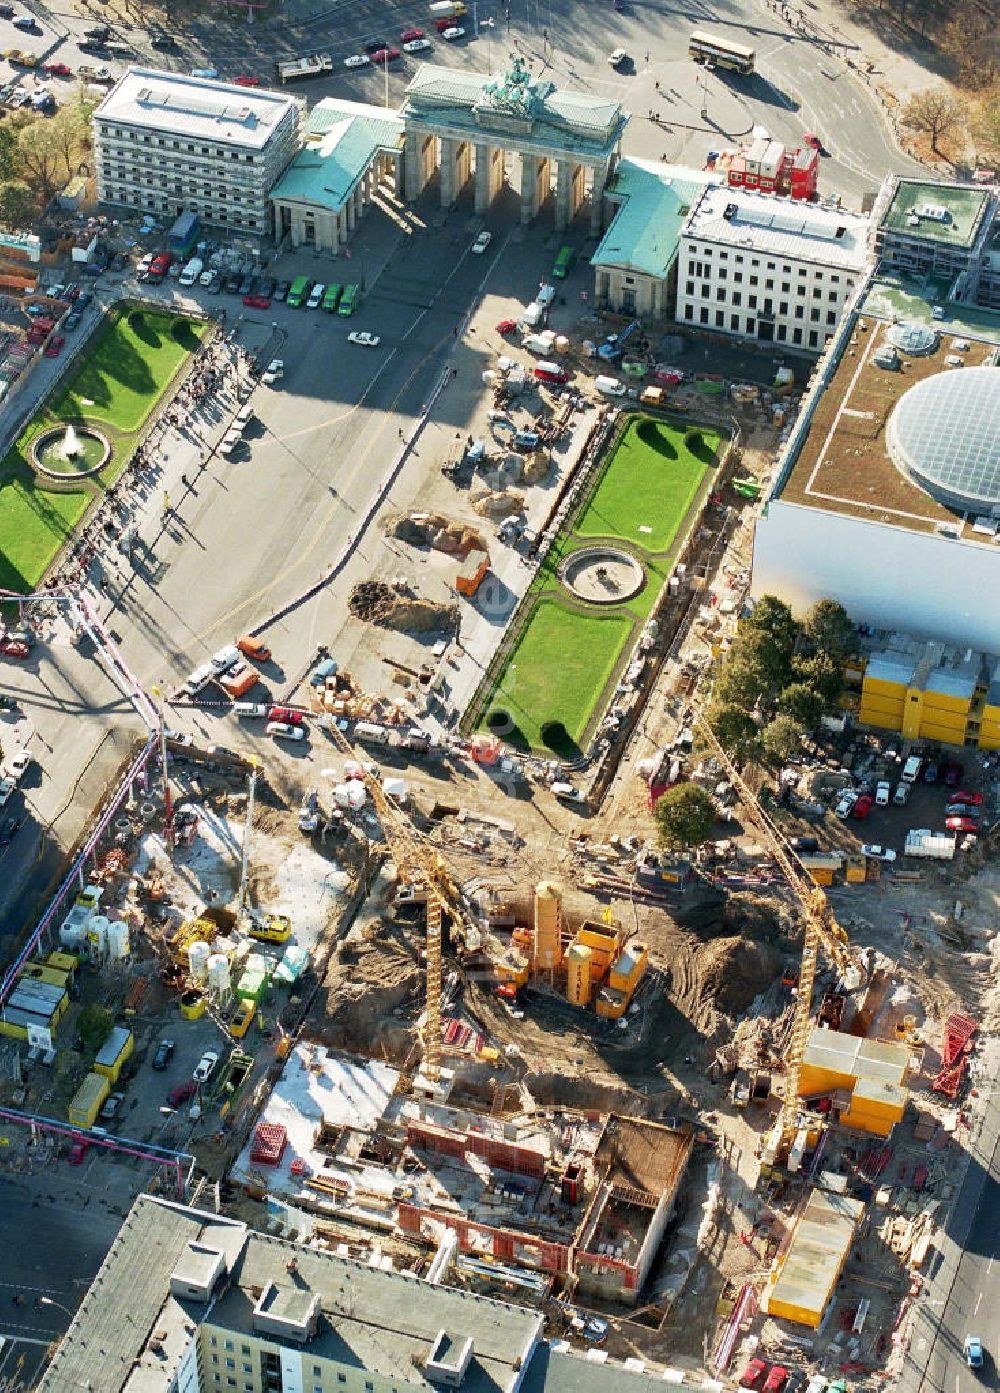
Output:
[
  {"left": 793, "top": 327, "right": 803, "bottom": 344},
  {"left": 781, "top": 281, "right": 790, "bottom": 293},
  {"left": 733, "top": 271, "right": 743, "bottom": 284},
  {"left": 717, "top": 268, "right": 727, "bottom": 281},
  {"left": 683, "top": 304, "right": 693, "bottom": 321},
  {"left": 730, "top": 313, "right": 739, "bottom": 330},
  {"left": 751, "top": 258, "right": 759, "bottom": 267},
  {"left": 746, "top": 318, "right": 756, "bottom": 335},
  {"left": 765, "top": 278, "right": 774, "bottom": 290},
  {"left": 810, "top": 307, "right": 820, "bottom": 322},
  {"left": 777, "top": 324, "right": 787, "bottom": 341},
  {"left": 748, "top": 294, "right": 757, "bottom": 309},
  {"left": 826, "top": 310, "right": 837, "bottom": 325},
  {"left": 715, "top": 309, "right": 724, "bottom": 326},
  {"left": 830, "top": 274, "right": 839, "bottom": 283},
  {"left": 685, "top": 280, "right": 694, "bottom": 296},
  {"left": 732, "top": 292, "right": 742, "bottom": 306},
  {"left": 794, "top": 304, "right": 804, "bottom": 319},
  {"left": 828, "top": 290, "right": 839, "bottom": 302},
  {"left": 700, "top": 283, "right": 710, "bottom": 298},
  {"left": 699, "top": 306, "right": 709, "bottom": 324},
  {"left": 338, "top": 1376, "right": 347, "bottom": 1385},
  {"left": 808, "top": 330, "right": 819, "bottom": 347},
  {"left": 716, "top": 287, "right": 725, "bottom": 301},
  {"left": 749, "top": 275, "right": 758, "bottom": 286},
  {"left": 767, "top": 261, "right": 775, "bottom": 270},
  {"left": 779, "top": 301, "right": 788, "bottom": 315}
]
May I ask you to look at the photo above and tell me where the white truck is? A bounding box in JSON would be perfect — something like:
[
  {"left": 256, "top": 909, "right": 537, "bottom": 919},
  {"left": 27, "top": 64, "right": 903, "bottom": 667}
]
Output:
[
  {"left": 276, "top": 53, "right": 333, "bottom": 82},
  {"left": 904, "top": 829, "right": 957, "bottom": 860},
  {"left": 178, "top": 257, "right": 204, "bottom": 287}
]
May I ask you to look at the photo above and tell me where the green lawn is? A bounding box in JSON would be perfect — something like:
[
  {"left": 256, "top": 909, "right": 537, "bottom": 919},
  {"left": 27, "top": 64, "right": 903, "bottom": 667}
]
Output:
[
  {"left": 576, "top": 417, "right": 720, "bottom": 551},
  {"left": 486, "top": 600, "right": 633, "bottom": 753},
  {"left": 474, "top": 412, "right": 724, "bottom": 754},
  {"left": 0, "top": 307, "right": 206, "bottom": 594}
]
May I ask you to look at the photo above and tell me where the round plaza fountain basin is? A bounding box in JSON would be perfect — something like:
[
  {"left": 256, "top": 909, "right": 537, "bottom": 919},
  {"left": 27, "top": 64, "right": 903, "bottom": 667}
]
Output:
[
  {"left": 30, "top": 423, "right": 111, "bottom": 481},
  {"left": 559, "top": 546, "right": 645, "bottom": 605}
]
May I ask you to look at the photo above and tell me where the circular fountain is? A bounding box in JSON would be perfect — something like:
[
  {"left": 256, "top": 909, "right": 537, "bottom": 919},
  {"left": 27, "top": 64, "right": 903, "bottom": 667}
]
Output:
[
  {"left": 31, "top": 421, "right": 111, "bottom": 481},
  {"left": 559, "top": 546, "right": 645, "bottom": 605}
]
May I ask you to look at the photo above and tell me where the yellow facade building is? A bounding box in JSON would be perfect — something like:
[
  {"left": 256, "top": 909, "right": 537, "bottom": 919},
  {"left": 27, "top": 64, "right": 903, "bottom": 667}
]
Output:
[
  {"left": 857, "top": 639, "right": 994, "bottom": 749},
  {"left": 799, "top": 1027, "right": 909, "bottom": 1138}
]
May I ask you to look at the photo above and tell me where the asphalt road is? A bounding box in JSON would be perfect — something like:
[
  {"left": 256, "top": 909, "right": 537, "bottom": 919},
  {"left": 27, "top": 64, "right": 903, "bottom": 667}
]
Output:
[{"left": 901, "top": 1042, "right": 1000, "bottom": 1393}]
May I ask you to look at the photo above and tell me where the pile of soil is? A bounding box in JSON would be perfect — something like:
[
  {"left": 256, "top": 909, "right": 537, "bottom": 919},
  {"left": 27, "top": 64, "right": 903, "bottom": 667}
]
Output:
[
  {"left": 349, "top": 580, "right": 457, "bottom": 633},
  {"left": 308, "top": 938, "right": 420, "bottom": 1055},
  {"left": 522, "top": 449, "right": 550, "bottom": 485},
  {"left": 471, "top": 487, "right": 525, "bottom": 518},
  {"left": 674, "top": 889, "right": 786, "bottom": 943},
  {"left": 690, "top": 935, "right": 782, "bottom": 1016},
  {"left": 391, "top": 512, "right": 484, "bottom": 557}
]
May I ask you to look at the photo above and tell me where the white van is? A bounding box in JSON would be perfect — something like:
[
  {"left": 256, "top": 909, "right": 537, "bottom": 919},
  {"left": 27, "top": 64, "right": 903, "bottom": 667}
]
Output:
[
  {"left": 233, "top": 701, "right": 268, "bottom": 719},
  {"left": 182, "top": 662, "right": 216, "bottom": 697},
  {"left": 595, "top": 374, "right": 626, "bottom": 397},
  {"left": 901, "top": 755, "right": 923, "bottom": 783},
  {"left": 178, "top": 257, "right": 203, "bottom": 287}
]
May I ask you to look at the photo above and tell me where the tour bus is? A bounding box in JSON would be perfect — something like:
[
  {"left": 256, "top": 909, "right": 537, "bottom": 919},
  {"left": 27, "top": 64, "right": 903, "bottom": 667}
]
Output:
[
  {"left": 322, "top": 283, "right": 343, "bottom": 312},
  {"left": 552, "top": 245, "right": 576, "bottom": 279},
  {"left": 287, "top": 275, "right": 311, "bottom": 308},
  {"left": 689, "top": 30, "right": 756, "bottom": 74},
  {"left": 337, "top": 284, "right": 360, "bottom": 316}
]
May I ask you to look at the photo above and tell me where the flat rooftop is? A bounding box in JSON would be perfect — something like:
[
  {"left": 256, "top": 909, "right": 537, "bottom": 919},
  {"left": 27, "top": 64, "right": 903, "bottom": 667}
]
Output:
[
  {"left": 593, "top": 158, "right": 714, "bottom": 279},
  {"left": 879, "top": 179, "right": 991, "bottom": 249},
  {"left": 776, "top": 303, "right": 1000, "bottom": 538},
  {"left": 96, "top": 68, "right": 296, "bottom": 148},
  {"left": 682, "top": 185, "right": 870, "bottom": 271},
  {"left": 764, "top": 1189, "right": 865, "bottom": 1327}
]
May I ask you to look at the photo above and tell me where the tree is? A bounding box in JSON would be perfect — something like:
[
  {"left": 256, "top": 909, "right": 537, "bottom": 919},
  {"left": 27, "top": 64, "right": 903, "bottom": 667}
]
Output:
[
  {"left": 0, "top": 180, "right": 36, "bottom": 228},
  {"left": 973, "top": 85, "right": 1000, "bottom": 157},
  {"left": 761, "top": 713, "right": 805, "bottom": 765},
  {"left": 654, "top": 782, "right": 716, "bottom": 851},
  {"left": 15, "top": 103, "right": 93, "bottom": 206},
  {"left": 714, "top": 657, "right": 766, "bottom": 710},
  {"left": 901, "top": 87, "right": 967, "bottom": 154},
  {"left": 744, "top": 595, "right": 797, "bottom": 652},
  {"left": 940, "top": 9, "right": 997, "bottom": 89},
  {"left": 793, "top": 651, "right": 843, "bottom": 706},
  {"left": 77, "top": 1003, "right": 113, "bottom": 1055},
  {"left": 777, "top": 681, "right": 825, "bottom": 728},
  {"left": 740, "top": 626, "right": 794, "bottom": 695},
  {"left": 705, "top": 701, "right": 760, "bottom": 761},
  {"left": 802, "top": 599, "right": 856, "bottom": 665},
  {"left": 0, "top": 125, "right": 19, "bottom": 183}
]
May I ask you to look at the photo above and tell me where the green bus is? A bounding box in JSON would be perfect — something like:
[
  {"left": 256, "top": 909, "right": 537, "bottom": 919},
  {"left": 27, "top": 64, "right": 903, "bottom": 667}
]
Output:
[
  {"left": 287, "top": 275, "right": 311, "bottom": 308},
  {"left": 552, "top": 245, "right": 576, "bottom": 279},
  {"left": 338, "top": 283, "right": 360, "bottom": 316},
  {"left": 322, "top": 283, "right": 343, "bottom": 312}
]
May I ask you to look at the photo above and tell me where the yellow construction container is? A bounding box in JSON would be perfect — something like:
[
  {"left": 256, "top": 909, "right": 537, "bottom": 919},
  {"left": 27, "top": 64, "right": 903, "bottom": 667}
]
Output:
[
  {"left": 94, "top": 1026, "right": 134, "bottom": 1082},
  {"left": 23, "top": 963, "right": 70, "bottom": 988},
  {"left": 68, "top": 1072, "right": 110, "bottom": 1130},
  {"left": 533, "top": 881, "right": 563, "bottom": 972},
  {"left": 845, "top": 855, "right": 866, "bottom": 884},
  {"left": 496, "top": 949, "right": 530, "bottom": 989},
  {"left": 179, "top": 990, "right": 206, "bottom": 1020},
  {"left": 840, "top": 1077, "right": 907, "bottom": 1137},
  {"left": 575, "top": 923, "right": 620, "bottom": 980},
  {"left": 46, "top": 951, "right": 79, "bottom": 975},
  {"left": 798, "top": 1027, "right": 909, "bottom": 1098},
  {"left": 566, "top": 944, "right": 593, "bottom": 1007},
  {"left": 763, "top": 1189, "right": 865, "bottom": 1328},
  {"left": 797, "top": 852, "right": 842, "bottom": 887},
  {"left": 595, "top": 986, "right": 627, "bottom": 1019},
  {"left": 609, "top": 941, "right": 648, "bottom": 999}
]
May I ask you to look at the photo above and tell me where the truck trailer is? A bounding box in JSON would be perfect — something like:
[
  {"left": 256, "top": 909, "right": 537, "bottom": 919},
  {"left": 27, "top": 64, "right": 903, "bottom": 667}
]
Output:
[{"left": 904, "top": 829, "right": 956, "bottom": 860}]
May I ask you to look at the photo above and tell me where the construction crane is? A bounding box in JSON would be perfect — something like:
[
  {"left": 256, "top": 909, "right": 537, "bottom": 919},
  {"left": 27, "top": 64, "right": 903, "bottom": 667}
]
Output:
[
  {"left": 325, "top": 722, "right": 480, "bottom": 1085},
  {"left": 235, "top": 761, "right": 259, "bottom": 927},
  {"left": 693, "top": 714, "right": 855, "bottom": 1157}
]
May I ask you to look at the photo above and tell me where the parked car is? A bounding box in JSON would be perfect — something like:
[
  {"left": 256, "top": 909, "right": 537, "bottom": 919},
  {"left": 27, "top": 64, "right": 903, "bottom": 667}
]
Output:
[
  {"left": 893, "top": 781, "right": 911, "bottom": 806},
  {"left": 306, "top": 282, "right": 326, "bottom": 309},
  {"left": 763, "top": 1369, "right": 789, "bottom": 1393},
  {"left": 237, "top": 635, "right": 271, "bottom": 662},
  {"left": 0, "top": 815, "right": 23, "bottom": 847},
  {"left": 835, "top": 790, "right": 857, "bottom": 819},
  {"left": 364, "top": 38, "right": 387, "bottom": 52},
  {"left": 370, "top": 45, "right": 401, "bottom": 62},
  {"left": 608, "top": 48, "right": 628, "bottom": 66},
  {"left": 946, "top": 816, "right": 979, "bottom": 834},
  {"left": 403, "top": 36, "right": 432, "bottom": 51},
  {"left": 943, "top": 760, "right": 964, "bottom": 787},
  {"left": 861, "top": 844, "right": 897, "bottom": 863},
  {"left": 344, "top": 53, "right": 370, "bottom": 67},
  {"left": 790, "top": 835, "right": 819, "bottom": 853},
  {"left": 951, "top": 789, "right": 983, "bottom": 806},
  {"left": 243, "top": 292, "right": 271, "bottom": 309},
  {"left": 67, "top": 1138, "right": 91, "bottom": 1164},
  {"left": 150, "top": 31, "right": 177, "bottom": 49},
  {"left": 740, "top": 1360, "right": 768, "bottom": 1391},
  {"left": 99, "top": 1091, "right": 125, "bottom": 1121},
  {"left": 441, "top": 26, "right": 464, "bottom": 38},
  {"left": 945, "top": 802, "right": 980, "bottom": 819},
  {"left": 267, "top": 720, "right": 305, "bottom": 742},
  {"left": 875, "top": 780, "right": 891, "bottom": 806},
  {"left": 0, "top": 639, "right": 29, "bottom": 659},
  {"left": 167, "top": 1079, "right": 197, "bottom": 1108},
  {"left": 347, "top": 331, "right": 381, "bottom": 347},
  {"left": 223, "top": 272, "right": 241, "bottom": 294},
  {"left": 43, "top": 61, "right": 72, "bottom": 76},
  {"left": 234, "top": 701, "right": 268, "bottom": 718},
  {"left": 43, "top": 334, "right": 65, "bottom": 357},
  {"left": 496, "top": 318, "right": 517, "bottom": 335},
  {"left": 234, "top": 73, "right": 261, "bottom": 85},
  {"left": 152, "top": 1038, "right": 175, "bottom": 1070},
  {"left": 851, "top": 793, "right": 874, "bottom": 820},
  {"left": 193, "top": 1049, "right": 219, "bottom": 1083},
  {"left": 261, "top": 358, "right": 283, "bottom": 385},
  {"left": 273, "top": 280, "right": 290, "bottom": 302},
  {"left": 471, "top": 230, "right": 492, "bottom": 254},
  {"left": 923, "top": 760, "right": 940, "bottom": 784},
  {"left": 400, "top": 26, "right": 425, "bottom": 40}
]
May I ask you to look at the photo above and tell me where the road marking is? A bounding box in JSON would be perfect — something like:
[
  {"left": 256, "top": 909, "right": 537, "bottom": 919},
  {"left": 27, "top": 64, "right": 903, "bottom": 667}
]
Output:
[
  {"left": 975, "top": 1292, "right": 982, "bottom": 1314},
  {"left": 989, "top": 1258, "right": 994, "bottom": 1274}
]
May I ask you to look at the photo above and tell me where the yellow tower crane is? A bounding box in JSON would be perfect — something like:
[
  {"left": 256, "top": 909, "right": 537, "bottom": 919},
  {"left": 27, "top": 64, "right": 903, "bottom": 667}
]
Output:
[
  {"left": 693, "top": 716, "right": 855, "bottom": 1156},
  {"left": 326, "top": 723, "right": 478, "bottom": 1085}
]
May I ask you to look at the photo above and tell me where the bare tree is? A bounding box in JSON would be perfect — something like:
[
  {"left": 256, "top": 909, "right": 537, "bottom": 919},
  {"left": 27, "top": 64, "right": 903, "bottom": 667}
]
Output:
[
  {"left": 973, "top": 84, "right": 1000, "bottom": 157},
  {"left": 901, "top": 86, "right": 967, "bottom": 154}
]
